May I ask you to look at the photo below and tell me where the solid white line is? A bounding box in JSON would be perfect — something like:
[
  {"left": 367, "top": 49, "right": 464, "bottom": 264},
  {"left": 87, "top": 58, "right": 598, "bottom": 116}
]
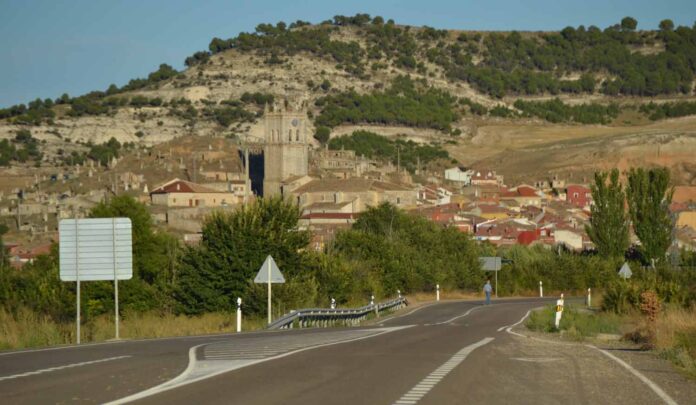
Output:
[
  {"left": 392, "top": 337, "right": 494, "bottom": 405},
  {"left": 498, "top": 310, "right": 531, "bottom": 336},
  {"left": 107, "top": 326, "right": 414, "bottom": 404},
  {"left": 589, "top": 345, "right": 678, "bottom": 405},
  {"left": 434, "top": 306, "right": 479, "bottom": 325},
  {"left": 505, "top": 310, "right": 678, "bottom": 405},
  {"left": 379, "top": 302, "right": 438, "bottom": 324},
  {"left": 0, "top": 355, "right": 131, "bottom": 382}
]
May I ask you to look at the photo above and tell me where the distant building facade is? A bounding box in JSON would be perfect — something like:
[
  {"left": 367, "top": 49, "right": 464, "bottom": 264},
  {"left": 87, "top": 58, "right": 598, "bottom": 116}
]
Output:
[{"left": 263, "top": 103, "right": 309, "bottom": 197}]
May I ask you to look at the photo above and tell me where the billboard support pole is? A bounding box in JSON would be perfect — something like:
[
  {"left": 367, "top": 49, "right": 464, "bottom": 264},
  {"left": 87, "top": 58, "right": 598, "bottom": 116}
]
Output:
[
  {"left": 112, "top": 218, "right": 119, "bottom": 340},
  {"left": 75, "top": 218, "right": 80, "bottom": 345}
]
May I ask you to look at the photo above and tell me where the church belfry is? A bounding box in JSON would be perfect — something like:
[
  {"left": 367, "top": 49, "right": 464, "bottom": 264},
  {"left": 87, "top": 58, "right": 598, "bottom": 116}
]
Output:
[{"left": 262, "top": 101, "right": 309, "bottom": 197}]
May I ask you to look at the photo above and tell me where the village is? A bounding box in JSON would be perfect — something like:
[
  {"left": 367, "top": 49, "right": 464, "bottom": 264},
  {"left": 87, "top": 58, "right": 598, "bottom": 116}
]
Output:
[{"left": 2, "top": 103, "right": 696, "bottom": 268}]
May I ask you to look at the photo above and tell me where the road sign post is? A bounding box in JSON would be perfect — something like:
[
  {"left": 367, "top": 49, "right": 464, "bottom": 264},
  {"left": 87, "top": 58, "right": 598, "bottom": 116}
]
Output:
[
  {"left": 59, "top": 218, "right": 133, "bottom": 344},
  {"left": 254, "top": 255, "right": 285, "bottom": 324}
]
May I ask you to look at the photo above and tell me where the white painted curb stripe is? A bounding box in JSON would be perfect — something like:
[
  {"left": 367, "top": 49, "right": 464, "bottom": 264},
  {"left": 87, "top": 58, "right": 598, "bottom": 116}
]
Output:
[
  {"left": 392, "top": 337, "right": 494, "bottom": 405},
  {"left": 0, "top": 355, "right": 131, "bottom": 382}
]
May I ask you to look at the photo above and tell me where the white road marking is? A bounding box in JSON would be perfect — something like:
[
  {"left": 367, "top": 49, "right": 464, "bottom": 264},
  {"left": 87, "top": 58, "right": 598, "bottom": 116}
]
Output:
[
  {"left": 434, "top": 306, "right": 479, "bottom": 325},
  {"left": 107, "top": 325, "right": 414, "bottom": 404},
  {"left": 392, "top": 337, "right": 494, "bottom": 405},
  {"left": 505, "top": 309, "right": 679, "bottom": 405},
  {"left": 511, "top": 357, "right": 562, "bottom": 363},
  {"left": 589, "top": 345, "right": 678, "bottom": 405},
  {"left": 0, "top": 355, "right": 131, "bottom": 382},
  {"left": 379, "top": 302, "right": 437, "bottom": 324}
]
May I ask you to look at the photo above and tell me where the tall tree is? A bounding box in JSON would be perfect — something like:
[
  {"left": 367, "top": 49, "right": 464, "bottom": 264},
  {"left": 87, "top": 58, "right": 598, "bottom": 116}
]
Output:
[
  {"left": 174, "top": 197, "right": 312, "bottom": 315},
  {"left": 585, "top": 169, "right": 629, "bottom": 258},
  {"left": 626, "top": 167, "right": 674, "bottom": 264},
  {"left": 620, "top": 17, "right": 638, "bottom": 31}
]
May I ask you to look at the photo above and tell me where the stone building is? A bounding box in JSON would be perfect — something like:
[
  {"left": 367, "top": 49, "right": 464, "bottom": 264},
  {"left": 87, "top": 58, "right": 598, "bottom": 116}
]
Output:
[
  {"left": 290, "top": 178, "right": 416, "bottom": 213},
  {"left": 263, "top": 103, "right": 309, "bottom": 197},
  {"left": 150, "top": 178, "right": 239, "bottom": 208}
]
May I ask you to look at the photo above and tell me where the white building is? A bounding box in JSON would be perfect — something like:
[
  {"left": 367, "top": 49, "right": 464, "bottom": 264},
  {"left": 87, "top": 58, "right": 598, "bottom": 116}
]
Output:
[{"left": 445, "top": 167, "right": 474, "bottom": 185}]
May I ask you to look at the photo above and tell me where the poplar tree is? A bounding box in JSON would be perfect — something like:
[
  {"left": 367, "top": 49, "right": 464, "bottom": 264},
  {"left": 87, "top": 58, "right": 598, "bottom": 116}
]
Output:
[
  {"left": 585, "top": 169, "right": 629, "bottom": 258},
  {"left": 626, "top": 167, "right": 674, "bottom": 264}
]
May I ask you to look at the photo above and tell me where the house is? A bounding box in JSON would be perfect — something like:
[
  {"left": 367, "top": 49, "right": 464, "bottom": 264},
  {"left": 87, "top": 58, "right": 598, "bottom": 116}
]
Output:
[
  {"left": 555, "top": 229, "right": 584, "bottom": 251},
  {"left": 676, "top": 211, "right": 696, "bottom": 230},
  {"left": 470, "top": 170, "right": 504, "bottom": 186},
  {"left": 566, "top": 185, "right": 592, "bottom": 208},
  {"left": 418, "top": 184, "right": 453, "bottom": 206},
  {"left": 673, "top": 186, "right": 696, "bottom": 207},
  {"left": 150, "top": 178, "right": 239, "bottom": 208},
  {"left": 290, "top": 178, "right": 417, "bottom": 213},
  {"left": 501, "top": 185, "right": 542, "bottom": 207},
  {"left": 444, "top": 167, "right": 474, "bottom": 184}
]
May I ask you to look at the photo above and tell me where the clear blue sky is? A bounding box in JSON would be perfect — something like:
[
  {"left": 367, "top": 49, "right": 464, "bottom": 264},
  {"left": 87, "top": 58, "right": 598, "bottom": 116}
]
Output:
[{"left": 1, "top": 0, "right": 694, "bottom": 108}]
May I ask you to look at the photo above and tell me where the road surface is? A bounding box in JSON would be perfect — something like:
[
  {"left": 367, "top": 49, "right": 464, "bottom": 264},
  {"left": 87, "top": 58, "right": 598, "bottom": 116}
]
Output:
[{"left": 1, "top": 297, "right": 693, "bottom": 404}]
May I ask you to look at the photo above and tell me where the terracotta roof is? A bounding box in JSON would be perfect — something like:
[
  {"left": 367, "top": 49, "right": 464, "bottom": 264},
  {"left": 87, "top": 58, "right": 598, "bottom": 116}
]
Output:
[
  {"left": 150, "top": 178, "right": 225, "bottom": 194},
  {"left": 293, "top": 178, "right": 411, "bottom": 194},
  {"left": 673, "top": 186, "right": 696, "bottom": 204},
  {"left": 301, "top": 212, "right": 358, "bottom": 220}
]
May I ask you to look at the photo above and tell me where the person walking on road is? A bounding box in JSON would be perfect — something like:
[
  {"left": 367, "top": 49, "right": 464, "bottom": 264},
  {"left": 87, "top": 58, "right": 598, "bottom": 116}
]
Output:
[{"left": 483, "top": 279, "right": 493, "bottom": 305}]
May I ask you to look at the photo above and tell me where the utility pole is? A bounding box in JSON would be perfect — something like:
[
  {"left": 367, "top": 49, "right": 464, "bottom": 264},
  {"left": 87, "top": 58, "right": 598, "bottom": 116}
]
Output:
[
  {"left": 244, "top": 145, "right": 250, "bottom": 204},
  {"left": 396, "top": 145, "right": 401, "bottom": 173}
]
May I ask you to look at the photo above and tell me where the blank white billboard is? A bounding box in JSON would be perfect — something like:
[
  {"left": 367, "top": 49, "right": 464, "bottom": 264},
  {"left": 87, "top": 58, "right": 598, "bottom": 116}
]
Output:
[{"left": 59, "top": 218, "right": 133, "bottom": 281}]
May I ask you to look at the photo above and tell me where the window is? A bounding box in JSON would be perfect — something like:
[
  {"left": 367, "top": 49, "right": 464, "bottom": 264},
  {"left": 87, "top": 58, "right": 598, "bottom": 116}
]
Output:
[
  {"left": 289, "top": 129, "right": 292, "bottom": 142},
  {"left": 296, "top": 129, "right": 300, "bottom": 141}
]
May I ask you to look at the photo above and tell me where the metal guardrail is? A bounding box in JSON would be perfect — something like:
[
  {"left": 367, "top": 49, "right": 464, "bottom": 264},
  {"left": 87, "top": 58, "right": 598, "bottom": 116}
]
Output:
[{"left": 267, "top": 297, "right": 408, "bottom": 330}]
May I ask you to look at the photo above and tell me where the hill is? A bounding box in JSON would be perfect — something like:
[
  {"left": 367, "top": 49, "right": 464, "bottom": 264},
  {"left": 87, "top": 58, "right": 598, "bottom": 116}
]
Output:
[{"left": 1, "top": 13, "right": 695, "bottom": 184}]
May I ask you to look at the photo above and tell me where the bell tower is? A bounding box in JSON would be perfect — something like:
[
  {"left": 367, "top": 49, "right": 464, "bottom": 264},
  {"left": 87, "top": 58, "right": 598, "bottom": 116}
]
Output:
[{"left": 262, "top": 101, "right": 309, "bottom": 197}]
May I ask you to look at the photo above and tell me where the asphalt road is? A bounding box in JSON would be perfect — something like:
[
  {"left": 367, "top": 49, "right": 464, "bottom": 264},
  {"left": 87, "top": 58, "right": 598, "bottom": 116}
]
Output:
[{"left": 0, "top": 297, "right": 691, "bottom": 404}]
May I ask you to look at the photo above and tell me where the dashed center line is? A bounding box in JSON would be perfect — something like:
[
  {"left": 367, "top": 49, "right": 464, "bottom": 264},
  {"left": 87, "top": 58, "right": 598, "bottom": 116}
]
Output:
[{"left": 392, "top": 337, "right": 494, "bottom": 405}]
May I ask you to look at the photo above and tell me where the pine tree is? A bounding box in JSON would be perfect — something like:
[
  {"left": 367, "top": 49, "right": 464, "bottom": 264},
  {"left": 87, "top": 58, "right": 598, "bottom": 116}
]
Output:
[
  {"left": 626, "top": 167, "right": 674, "bottom": 264},
  {"left": 585, "top": 169, "right": 629, "bottom": 258}
]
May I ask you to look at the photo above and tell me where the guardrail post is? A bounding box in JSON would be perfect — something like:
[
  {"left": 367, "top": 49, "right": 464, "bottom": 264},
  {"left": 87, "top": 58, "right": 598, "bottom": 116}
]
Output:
[
  {"left": 586, "top": 288, "right": 591, "bottom": 308},
  {"left": 236, "top": 297, "right": 242, "bottom": 333},
  {"left": 539, "top": 281, "right": 543, "bottom": 298}
]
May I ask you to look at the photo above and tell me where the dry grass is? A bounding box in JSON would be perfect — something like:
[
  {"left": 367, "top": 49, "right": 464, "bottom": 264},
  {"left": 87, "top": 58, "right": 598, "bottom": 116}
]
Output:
[
  {"left": 0, "top": 308, "right": 267, "bottom": 351},
  {"left": 656, "top": 306, "right": 696, "bottom": 351}
]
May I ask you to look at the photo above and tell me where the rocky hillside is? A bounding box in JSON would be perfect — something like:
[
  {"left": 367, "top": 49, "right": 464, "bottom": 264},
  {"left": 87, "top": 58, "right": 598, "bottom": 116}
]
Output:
[{"left": 1, "top": 14, "right": 695, "bottom": 184}]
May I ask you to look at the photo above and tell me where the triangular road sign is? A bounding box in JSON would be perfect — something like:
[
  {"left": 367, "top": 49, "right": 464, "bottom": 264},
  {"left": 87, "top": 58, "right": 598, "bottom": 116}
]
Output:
[
  {"left": 254, "top": 255, "right": 285, "bottom": 283},
  {"left": 618, "top": 262, "right": 632, "bottom": 279}
]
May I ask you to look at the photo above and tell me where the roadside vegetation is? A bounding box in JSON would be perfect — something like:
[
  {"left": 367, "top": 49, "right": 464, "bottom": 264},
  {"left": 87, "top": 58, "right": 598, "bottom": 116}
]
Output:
[
  {"left": 328, "top": 130, "right": 450, "bottom": 172},
  {"left": 524, "top": 166, "right": 696, "bottom": 377}
]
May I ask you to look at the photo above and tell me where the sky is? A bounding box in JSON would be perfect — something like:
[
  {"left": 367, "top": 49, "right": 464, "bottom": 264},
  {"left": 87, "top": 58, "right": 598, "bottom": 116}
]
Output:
[{"left": 1, "top": 0, "right": 695, "bottom": 108}]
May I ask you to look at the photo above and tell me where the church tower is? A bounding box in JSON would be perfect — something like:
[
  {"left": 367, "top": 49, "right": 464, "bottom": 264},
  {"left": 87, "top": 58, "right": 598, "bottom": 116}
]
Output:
[{"left": 262, "top": 101, "right": 309, "bottom": 197}]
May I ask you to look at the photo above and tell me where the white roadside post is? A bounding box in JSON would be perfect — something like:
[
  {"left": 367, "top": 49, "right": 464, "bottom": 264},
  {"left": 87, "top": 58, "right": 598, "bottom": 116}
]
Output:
[
  {"left": 587, "top": 288, "right": 592, "bottom": 308},
  {"left": 554, "top": 294, "right": 564, "bottom": 329},
  {"left": 539, "top": 281, "right": 543, "bottom": 298},
  {"left": 330, "top": 297, "right": 336, "bottom": 309},
  {"left": 397, "top": 289, "right": 401, "bottom": 299},
  {"left": 436, "top": 284, "right": 440, "bottom": 301},
  {"left": 236, "top": 297, "right": 242, "bottom": 333}
]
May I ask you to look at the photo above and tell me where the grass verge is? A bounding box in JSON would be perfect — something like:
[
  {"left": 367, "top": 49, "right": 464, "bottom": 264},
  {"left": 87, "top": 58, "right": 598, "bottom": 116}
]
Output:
[
  {"left": 0, "top": 308, "right": 267, "bottom": 351},
  {"left": 526, "top": 304, "right": 622, "bottom": 340}
]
